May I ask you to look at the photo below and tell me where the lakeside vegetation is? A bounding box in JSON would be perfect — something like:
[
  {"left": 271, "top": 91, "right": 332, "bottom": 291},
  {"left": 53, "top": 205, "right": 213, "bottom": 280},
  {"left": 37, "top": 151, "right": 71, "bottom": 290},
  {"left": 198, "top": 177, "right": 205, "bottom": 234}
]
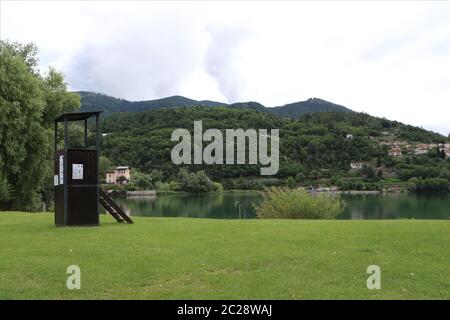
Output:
[
  {"left": 0, "top": 212, "right": 448, "bottom": 299},
  {"left": 255, "top": 188, "right": 345, "bottom": 219}
]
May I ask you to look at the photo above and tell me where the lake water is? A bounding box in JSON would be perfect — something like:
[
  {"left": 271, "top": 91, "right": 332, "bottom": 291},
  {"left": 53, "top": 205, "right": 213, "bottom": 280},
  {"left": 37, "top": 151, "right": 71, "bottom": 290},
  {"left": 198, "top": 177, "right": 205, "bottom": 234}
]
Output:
[{"left": 110, "top": 192, "right": 450, "bottom": 220}]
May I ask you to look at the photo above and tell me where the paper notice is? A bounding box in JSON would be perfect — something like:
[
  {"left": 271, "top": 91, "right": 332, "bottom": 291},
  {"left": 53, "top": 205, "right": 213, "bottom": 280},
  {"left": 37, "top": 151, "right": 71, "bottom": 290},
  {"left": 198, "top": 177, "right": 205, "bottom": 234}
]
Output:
[
  {"left": 59, "top": 155, "right": 64, "bottom": 185},
  {"left": 72, "top": 164, "right": 83, "bottom": 180}
]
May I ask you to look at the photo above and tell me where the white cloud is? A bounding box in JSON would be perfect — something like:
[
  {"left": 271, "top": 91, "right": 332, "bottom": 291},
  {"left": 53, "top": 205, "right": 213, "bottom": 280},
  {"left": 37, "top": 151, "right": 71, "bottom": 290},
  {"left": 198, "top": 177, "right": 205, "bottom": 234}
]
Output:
[{"left": 2, "top": 1, "right": 450, "bottom": 134}]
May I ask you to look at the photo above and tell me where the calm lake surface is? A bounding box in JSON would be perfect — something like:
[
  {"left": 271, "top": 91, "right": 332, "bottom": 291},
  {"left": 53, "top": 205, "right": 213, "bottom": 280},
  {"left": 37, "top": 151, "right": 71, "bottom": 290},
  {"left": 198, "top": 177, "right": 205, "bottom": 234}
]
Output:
[{"left": 110, "top": 192, "right": 450, "bottom": 220}]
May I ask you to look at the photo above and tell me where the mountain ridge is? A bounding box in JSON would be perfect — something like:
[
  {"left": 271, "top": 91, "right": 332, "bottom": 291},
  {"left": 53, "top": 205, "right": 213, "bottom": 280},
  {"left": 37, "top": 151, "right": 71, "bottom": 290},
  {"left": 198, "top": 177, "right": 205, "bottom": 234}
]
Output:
[{"left": 76, "top": 91, "right": 353, "bottom": 118}]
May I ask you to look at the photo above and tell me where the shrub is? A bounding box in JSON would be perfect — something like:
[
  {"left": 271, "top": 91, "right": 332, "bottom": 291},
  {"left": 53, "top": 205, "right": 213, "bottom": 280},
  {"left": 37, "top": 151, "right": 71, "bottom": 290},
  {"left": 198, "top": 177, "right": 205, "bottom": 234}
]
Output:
[
  {"left": 286, "top": 177, "right": 296, "bottom": 189},
  {"left": 185, "top": 171, "right": 213, "bottom": 193},
  {"left": 255, "top": 187, "right": 345, "bottom": 219},
  {"left": 407, "top": 177, "right": 449, "bottom": 193},
  {"left": 397, "top": 166, "right": 440, "bottom": 180},
  {"left": 155, "top": 181, "right": 171, "bottom": 192},
  {"left": 177, "top": 169, "right": 214, "bottom": 193},
  {"left": 125, "top": 183, "right": 137, "bottom": 191},
  {"left": 0, "top": 172, "right": 11, "bottom": 202},
  {"left": 295, "top": 172, "right": 305, "bottom": 183},
  {"left": 168, "top": 181, "right": 181, "bottom": 191},
  {"left": 337, "top": 179, "right": 381, "bottom": 191},
  {"left": 212, "top": 182, "right": 224, "bottom": 193},
  {"left": 131, "top": 170, "right": 156, "bottom": 190},
  {"left": 330, "top": 176, "right": 339, "bottom": 186}
]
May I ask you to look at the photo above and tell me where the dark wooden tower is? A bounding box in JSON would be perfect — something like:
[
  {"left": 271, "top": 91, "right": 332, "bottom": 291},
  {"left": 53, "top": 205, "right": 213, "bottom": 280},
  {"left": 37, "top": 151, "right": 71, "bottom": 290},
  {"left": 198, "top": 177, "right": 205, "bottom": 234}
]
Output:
[{"left": 54, "top": 111, "right": 102, "bottom": 226}]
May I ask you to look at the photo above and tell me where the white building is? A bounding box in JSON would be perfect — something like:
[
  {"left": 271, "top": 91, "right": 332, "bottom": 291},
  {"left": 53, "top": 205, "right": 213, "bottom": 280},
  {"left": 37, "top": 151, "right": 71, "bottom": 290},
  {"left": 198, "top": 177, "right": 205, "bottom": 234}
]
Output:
[{"left": 350, "top": 162, "right": 363, "bottom": 169}]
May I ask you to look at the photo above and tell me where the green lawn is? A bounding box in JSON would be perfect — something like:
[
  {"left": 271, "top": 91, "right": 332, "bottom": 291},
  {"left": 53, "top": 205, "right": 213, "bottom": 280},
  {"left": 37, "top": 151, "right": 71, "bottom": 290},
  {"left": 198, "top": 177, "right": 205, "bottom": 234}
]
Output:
[{"left": 0, "top": 212, "right": 449, "bottom": 299}]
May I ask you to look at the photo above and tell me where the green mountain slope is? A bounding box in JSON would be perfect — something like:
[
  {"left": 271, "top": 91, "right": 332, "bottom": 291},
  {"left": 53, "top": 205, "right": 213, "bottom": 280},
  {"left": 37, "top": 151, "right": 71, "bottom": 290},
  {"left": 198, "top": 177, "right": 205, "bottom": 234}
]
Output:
[
  {"left": 99, "top": 106, "right": 447, "bottom": 188},
  {"left": 77, "top": 91, "right": 351, "bottom": 118},
  {"left": 269, "top": 98, "right": 353, "bottom": 117}
]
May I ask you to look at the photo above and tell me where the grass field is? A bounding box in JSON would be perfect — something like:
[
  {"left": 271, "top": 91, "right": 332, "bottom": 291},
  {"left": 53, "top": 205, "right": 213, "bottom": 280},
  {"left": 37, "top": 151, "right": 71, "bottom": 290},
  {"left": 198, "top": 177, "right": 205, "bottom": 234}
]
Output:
[{"left": 0, "top": 212, "right": 449, "bottom": 299}]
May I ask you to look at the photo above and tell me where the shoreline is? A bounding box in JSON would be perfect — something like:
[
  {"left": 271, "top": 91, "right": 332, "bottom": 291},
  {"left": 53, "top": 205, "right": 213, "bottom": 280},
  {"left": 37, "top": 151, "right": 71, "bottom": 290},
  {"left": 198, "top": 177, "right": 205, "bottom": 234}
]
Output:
[{"left": 109, "top": 189, "right": 406, "bottom": 197}]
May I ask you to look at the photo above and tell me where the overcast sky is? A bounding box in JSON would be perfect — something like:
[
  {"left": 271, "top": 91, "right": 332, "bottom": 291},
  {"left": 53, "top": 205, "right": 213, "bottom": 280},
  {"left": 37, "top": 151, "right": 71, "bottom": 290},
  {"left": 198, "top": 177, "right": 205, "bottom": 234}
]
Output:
[{"left": 2, "top": 1, "right": 450, "bottom": 134}]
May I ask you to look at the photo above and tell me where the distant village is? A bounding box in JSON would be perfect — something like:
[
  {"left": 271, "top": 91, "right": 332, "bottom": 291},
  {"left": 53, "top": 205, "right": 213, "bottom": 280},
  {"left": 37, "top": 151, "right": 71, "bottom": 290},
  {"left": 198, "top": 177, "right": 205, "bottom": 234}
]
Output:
[
  {"left": 348, "top": 141, "right": 450, "bottom": 169},
  {"left": 383, "top": 141, "right": 450, "bottom": 158},
  {"left": 346, "top": 130, "right": 450, "bottom": 165}
]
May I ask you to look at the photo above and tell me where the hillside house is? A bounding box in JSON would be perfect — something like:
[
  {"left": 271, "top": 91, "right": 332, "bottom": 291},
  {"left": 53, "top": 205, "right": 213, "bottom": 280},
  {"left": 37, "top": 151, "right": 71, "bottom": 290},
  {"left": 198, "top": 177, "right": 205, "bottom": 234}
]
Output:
[
  {"left": 350, "top": 162, "right": 364, "bottom": 169},
  {"left": 106, "top": 166, "right": 131, "bottom": 185},
  {"left": 388, "top": 147, "right": 402, "bottom": 157},
  {"left": 414, "top": 144, "right": 435, "bottom": 155},
  {"left": 379, "top": 141, "right": 412, "bottom": 157},
  {"left": 438, "top": 144, "right": 450, "bottom": 158},
  {"left": 443, "top": 148, "right": 450, "bottom": 158},
  {"left": 441, "top": 143, "right": 450, "bottom": 157}
]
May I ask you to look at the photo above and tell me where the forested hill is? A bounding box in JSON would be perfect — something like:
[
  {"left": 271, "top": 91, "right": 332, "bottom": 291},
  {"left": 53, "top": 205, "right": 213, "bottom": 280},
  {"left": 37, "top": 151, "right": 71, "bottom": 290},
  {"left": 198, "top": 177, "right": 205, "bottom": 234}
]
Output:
[
  {"left": 100, "top": 106, "right": 446, "bottom": 184},
  {"left": 270, "top": 98, "right": 353, "bottom": 118},
  {"left": 77, "top": 91, "right": 352, "bottom": 118}
]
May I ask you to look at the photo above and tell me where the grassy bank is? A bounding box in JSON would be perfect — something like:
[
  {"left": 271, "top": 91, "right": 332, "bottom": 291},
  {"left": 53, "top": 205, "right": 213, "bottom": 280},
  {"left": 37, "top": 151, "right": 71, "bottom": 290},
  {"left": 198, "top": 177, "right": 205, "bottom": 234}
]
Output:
[{"left": 0, "top": 212, "right": 449, "bottom": 299}]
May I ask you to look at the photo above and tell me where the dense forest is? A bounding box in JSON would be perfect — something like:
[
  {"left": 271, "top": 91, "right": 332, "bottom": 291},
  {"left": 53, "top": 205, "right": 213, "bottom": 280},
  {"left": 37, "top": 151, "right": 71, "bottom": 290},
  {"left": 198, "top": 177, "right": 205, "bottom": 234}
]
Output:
[{"left": 99, "top": 107, "right": 450, "bottom": 191}]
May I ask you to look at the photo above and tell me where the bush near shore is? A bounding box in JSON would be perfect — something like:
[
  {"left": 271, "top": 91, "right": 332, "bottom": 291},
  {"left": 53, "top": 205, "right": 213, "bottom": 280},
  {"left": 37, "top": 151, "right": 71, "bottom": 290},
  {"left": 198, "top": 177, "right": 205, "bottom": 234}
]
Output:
[{"left": 255, "top": 187, "right": 345, "bottom": 219}]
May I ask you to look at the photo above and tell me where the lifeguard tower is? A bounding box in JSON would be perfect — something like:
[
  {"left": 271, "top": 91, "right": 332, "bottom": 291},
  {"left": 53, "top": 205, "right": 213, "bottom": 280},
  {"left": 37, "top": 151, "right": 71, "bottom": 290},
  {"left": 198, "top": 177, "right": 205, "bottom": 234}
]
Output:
[{"left": 54, "top": 111, "right": 133, "bottom": 226}]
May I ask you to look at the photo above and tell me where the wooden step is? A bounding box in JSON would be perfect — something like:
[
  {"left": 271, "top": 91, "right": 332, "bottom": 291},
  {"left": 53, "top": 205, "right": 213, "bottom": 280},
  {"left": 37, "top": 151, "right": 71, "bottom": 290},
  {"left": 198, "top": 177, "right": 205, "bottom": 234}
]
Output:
[
  {"left": 99, "top": 189, "right": 134, "bottom": 224},
  {"left": 99, "top": 197, "right": 125, "bottom": 222}
]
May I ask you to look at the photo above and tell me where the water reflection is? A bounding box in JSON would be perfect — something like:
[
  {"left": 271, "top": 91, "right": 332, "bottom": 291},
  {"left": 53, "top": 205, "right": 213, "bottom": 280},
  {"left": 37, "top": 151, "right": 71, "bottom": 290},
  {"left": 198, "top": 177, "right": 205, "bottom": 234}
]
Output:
[
  {"left": 112, "top": 192, "right": 260, "bottom": 219},
  {"left": 108, "top": 192, "right": 450, "bottom": 220},
  {"left": 340, "top": 193, "right": 450, "bottom": 220}
]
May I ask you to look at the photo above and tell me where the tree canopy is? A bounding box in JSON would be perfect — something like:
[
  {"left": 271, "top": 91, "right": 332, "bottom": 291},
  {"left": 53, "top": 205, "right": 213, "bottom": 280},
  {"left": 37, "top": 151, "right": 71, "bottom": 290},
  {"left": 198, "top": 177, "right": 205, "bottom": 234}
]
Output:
[{"left": 0, "top": 41, "right": 80, "bottom": 210}]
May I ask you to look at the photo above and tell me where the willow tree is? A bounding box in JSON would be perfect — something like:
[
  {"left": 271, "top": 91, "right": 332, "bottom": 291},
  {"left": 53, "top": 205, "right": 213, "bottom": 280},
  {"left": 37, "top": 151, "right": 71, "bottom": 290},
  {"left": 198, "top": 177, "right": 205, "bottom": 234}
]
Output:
[{"left": 0, "top": 41, "right": 80, "bottom": 211}]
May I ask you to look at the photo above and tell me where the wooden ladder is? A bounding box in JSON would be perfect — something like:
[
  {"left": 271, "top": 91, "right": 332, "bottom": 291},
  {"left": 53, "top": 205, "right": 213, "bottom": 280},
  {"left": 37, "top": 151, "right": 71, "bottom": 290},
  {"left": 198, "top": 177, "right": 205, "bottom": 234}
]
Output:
[{"left": 99, "top": 189, "right": 134, "bottom": 224}]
